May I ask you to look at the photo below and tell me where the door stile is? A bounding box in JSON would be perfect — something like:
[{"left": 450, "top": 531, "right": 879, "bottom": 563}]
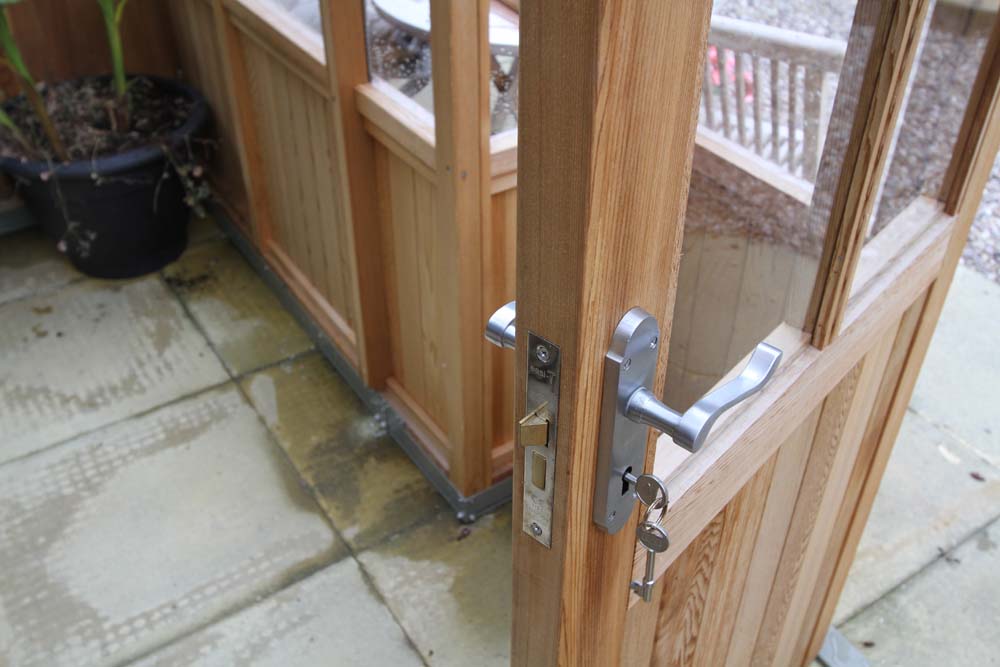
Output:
[
  {"left": 512, "top": 1, "right": 713, "bottom": 665},
  {"left": 808, "top": 0, "right": 931, "bottom": 348},
  {"left": 323, "top": 0, "right": 393, "bottom": 388},
  {"left": 801, "top": 11, "right": 1000, "bottom": 660},
  {"left": 428, "top": 0, "right": 493, "bottom": 495}
]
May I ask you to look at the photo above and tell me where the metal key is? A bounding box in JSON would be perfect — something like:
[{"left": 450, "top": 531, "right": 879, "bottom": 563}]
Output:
[
  {"left": 632, "top": 501, "right": 670, "bottom": 602},
  {"left": 634, "top": 473, "right": 669, "bottom": 508}
]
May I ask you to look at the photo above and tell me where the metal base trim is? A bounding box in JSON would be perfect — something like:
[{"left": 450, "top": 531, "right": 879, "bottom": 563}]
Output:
[
  {"left": 212, "top": 208, "right": 513, "bottom": 521},
  {"left": 816, "top": 628, "right": 870, "bottom": 667}
]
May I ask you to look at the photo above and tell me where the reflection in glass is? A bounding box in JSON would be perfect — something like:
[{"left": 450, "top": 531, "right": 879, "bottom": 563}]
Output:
[
  {"left": 365, "top": 0, "right": 434, "bottom": 114},
  {"left": 363, "top": 0, "right": 519, "bottom": 133},
  {"left": 869, "top": 2, "right": 995, "bottom": 237},
  {"left": 665, "top": 1, "right": 865, "bottom": 412},
  {"left": 263, "top": 0, "right": 324, "bottom": 37}
]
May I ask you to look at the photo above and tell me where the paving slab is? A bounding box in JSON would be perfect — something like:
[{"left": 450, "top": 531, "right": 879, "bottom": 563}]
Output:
[
  {"left": 241, "top": 353, "right": 447, "bottom": 551},
  {"left": 839, "top": 518, "right": 1000, "bottom": 666},
  {"left": 0, "top": 276, "right": 228, "bottom": 463},
  {"left": 0, "top": 227, "right": 82, "bottom": 306},
  {"left": 131, "top": 557, "right": 423, "bottom": 667},
  {"left": 909, "top": 265, "right": 1000, "bottom": 464},
  {"left": 0, "top": 384, "right": 343, "bottom": 667},
  {"left": 162, "top": 241, "right": 313, "bottom": 376},
  {"left": 358, "top": 507, "right": 512, "bottom": 667},
  {"left": 186, "top": 215, "right": 226, "bottom": 247},
  {"left": 834, "top": 409, "right": 1000, "bottom": 623}
]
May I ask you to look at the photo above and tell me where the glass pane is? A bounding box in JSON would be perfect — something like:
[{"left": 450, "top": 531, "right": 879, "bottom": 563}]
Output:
[
  {"left": 365, "top": 0, "right": 434, "bottom": 114},
  {"left": 868, "top": 1, "right": 996, "bottom": 237},
  {"left": 665, "top": 0, "right": 873, "bottom": 412},
  {"left": 263, "top": 0, "right": 324, "bottom": 39},
  {"left": 489, "top": 1, "right": 520, "bottom": 134}
]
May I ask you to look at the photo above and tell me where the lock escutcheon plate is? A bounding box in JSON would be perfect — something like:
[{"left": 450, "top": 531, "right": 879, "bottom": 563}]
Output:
[{"left": 593, "top": 308, "right": 660, "bottom": 534}]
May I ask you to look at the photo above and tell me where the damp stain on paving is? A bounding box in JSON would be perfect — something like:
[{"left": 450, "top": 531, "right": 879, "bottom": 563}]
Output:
[
  {"left": 357, "top": 509, "right": 513, "bottom": 666},
  {"left": 241, "top": 354, "right": 446, "bottom": 550},
  {"left": 0, "top": 385, "right": 343, "bottom": 666},
  {"left": 163, "top": 242, "right": 313, "bottom": 375}
]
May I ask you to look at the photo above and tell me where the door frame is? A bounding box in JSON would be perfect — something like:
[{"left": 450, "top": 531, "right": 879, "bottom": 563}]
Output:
[{"left": 511, "top": 1, "right": 1000, "bottom": 665}]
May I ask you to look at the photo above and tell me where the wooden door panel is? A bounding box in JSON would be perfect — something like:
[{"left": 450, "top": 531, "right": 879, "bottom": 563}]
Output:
[{"left": 640, "top": 314, "right": 905, "bottom": 666}]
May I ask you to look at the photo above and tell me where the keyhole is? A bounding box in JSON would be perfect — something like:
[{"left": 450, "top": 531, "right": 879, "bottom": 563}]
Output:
[{"left": 621, "top": 466, "right": 633, "bottom": 496}]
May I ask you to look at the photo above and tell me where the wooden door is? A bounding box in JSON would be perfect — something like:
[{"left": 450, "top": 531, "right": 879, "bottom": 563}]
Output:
[{"left": 508, "top": 1, "right": 1000, "bottom": 665}]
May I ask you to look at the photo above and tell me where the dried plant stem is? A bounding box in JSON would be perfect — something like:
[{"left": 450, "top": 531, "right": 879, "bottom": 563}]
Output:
[
  {"left": 16, "top": 76, "right": 68, "bottom": 161},
  {"left": 0, "top": 7, "right": 68, "bottom": 161}
]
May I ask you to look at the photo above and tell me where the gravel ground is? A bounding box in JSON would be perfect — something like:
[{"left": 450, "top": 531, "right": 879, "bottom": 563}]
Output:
[{"left": 964, "top": 155, "right": 1000, "bottom": 283}]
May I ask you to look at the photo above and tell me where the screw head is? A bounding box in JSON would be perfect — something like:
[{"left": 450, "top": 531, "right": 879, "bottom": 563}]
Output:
[
  {"left": 623, "top": 358, "right": 632, "bottom": 371},
  {"left": 650, "top": 336, "right": 658, "bottom": 349},
  {"left": 530, "top": 522, "right": 543, "bottom": 536},
  {"left": 534, "top": 344, "right": 551, "bottom": 363}
]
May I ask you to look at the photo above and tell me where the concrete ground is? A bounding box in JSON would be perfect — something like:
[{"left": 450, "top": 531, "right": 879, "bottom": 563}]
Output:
[{"left": 0, "top": 216, "right": 998, "bottom": 666}]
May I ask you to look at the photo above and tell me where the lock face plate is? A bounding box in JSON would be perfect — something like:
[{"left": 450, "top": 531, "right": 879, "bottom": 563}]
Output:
[
  {"left": 522, "top": 332, "right": 560, "bottom": 547},
  {"left": 594, "top": 308, "right": 660, "bottom": 533}
]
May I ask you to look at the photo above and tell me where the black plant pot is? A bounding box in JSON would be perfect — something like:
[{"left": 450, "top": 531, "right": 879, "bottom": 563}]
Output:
[{"left": 0, "top": 76, "right": 212, "bottom": 279}]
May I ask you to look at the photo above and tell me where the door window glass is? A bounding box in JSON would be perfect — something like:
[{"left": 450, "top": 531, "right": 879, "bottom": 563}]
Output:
[
  {"left": 666, "top": 0, "right": 868, "bottom": 411},
  {"left": 260, "top": 0, "right": 325, "bottom": 43},
  {"left": 868, "top": 1, "right": 995, "bottom": 238},
  {"left": 364, "top": 0, "right": 435, "bottom": 114}
]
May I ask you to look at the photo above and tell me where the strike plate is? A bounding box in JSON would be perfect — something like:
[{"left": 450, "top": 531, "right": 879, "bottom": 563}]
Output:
[
  {"left": 522, "top": 332, "right": 560, "bottom": 547},
  {"left": 593, "top": 309, "right": 660, "bottom": 534}
]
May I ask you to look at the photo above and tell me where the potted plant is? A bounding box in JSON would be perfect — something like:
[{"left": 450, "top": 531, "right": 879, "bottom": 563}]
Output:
[{"left": 0, "top": 0, "right": 212, "bottom": 279}]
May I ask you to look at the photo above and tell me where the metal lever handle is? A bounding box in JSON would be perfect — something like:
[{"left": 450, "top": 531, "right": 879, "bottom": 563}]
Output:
[
  {"left": 625, "top": 342, "right": 782, "bottom": 452},
  {"left": 485, "top": 300, "right": 517, "bottom": 349}
]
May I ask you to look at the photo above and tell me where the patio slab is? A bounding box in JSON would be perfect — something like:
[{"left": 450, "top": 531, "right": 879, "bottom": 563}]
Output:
[
  {"left": 0, "top": 276, "right": 228, "bottom": 463},
  {"left": 0, "top": 228, "right": 82, "bottom": 306},
  {"left": 131, "top": 557, "right": 423, "bottom": 667},
  {"left": 834, "top": 408, "right": 1000, "bottom": 623},
  {"left": 357, "top": 507, "right": 512, "bottom": 667},
  {"left": 162, "top": 241, "right": 313, "bottom": 376},
  {"left": 241, "top": 353, "right": 447, "bottom": 551},
  {"left": 187, "top": 215, "right": 226, "bottom": 247},
  {"left": 909, "top": 266, "right": 1000, "bottom": 464},
  {"left": 839, "top": 518, "right": 1000, "bottom": 666},
  {"left": 0, "top": 384, "right": 343, "bottom": 667}
]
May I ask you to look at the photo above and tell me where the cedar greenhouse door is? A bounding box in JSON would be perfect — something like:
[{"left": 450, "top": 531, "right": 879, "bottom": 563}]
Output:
[{"left": 493, "top": 1, "right": 1000, "bottom": 665}]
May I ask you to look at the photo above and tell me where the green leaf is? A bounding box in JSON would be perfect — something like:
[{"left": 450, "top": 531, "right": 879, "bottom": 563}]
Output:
[{"left": 0, "top": 8, "right": 33, "bottom": 84}]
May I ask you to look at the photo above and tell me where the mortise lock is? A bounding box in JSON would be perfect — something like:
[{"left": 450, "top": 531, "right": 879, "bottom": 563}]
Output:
[{"left": 485, "top": 301, "right": 561, "bottom": 548}]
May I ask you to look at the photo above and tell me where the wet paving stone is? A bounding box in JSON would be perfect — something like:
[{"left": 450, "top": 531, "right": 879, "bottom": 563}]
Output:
[
  {"left": 241, "top": 353, "right": 447, "bottom": 551},
  {"left": 131, "top": 558, "right": 423, "bottom": 667},
  {"left": 0, "top": 384, "right": 344, "bottom": 667},
  {"left": 0, "top": 227, "right": 83, "bottom": 306},
  {"left": 834, "top": 408, "right": 1000, "bottom": 623},
  {"left": 0, "top": 276, "right": 228, "bottom": 463},
  {"left": 357, "top": 507, "right": 512, "bottom": 667},
  {"left": 186, "top": 214, "right": 226, "bottom": 247},
  {"left": 840, "top": 518, "right": 1000, "bottom": 666},
  {"left": 163, "top": 241, "right": 313, "bottom": 376}
]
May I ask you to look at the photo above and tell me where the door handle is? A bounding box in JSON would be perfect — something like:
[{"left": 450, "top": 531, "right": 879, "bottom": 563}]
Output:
[
  {"left": 485, "top": 302, "right": 779, "bottom": 452},
  {"left": 484, "top": 300, "right": 516, "bottom": 349},
  {"left": 624, "top": 342, "right": 781, "bottom": 452}
]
